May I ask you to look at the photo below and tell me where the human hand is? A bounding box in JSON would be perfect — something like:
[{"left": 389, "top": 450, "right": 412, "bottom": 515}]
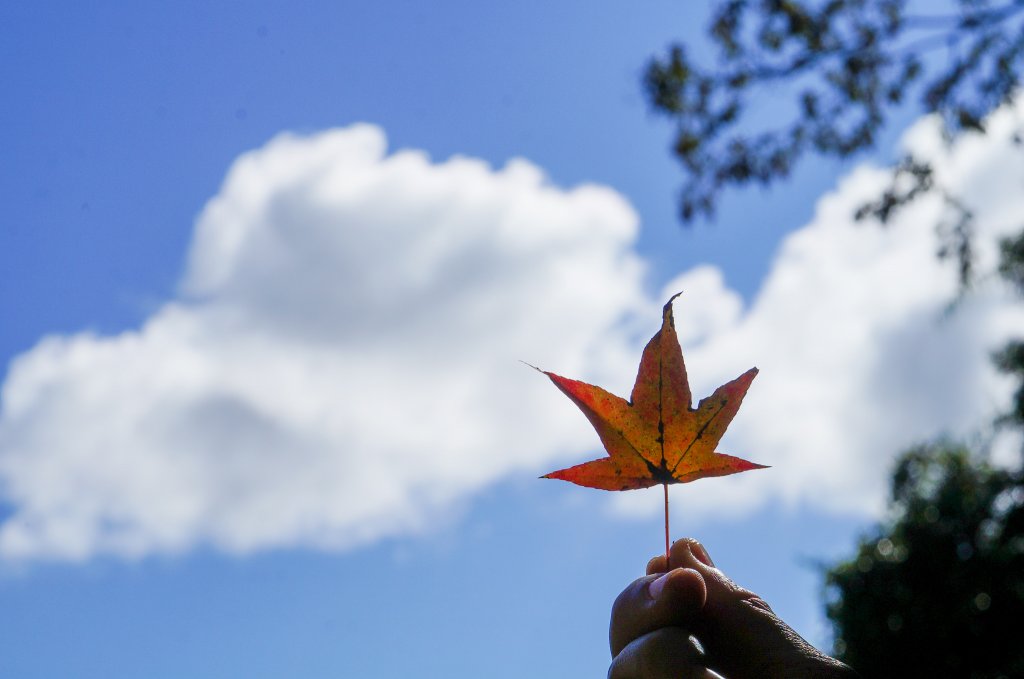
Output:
[{"left": 608, "top": 538, "right": 859, "bottom": 678}]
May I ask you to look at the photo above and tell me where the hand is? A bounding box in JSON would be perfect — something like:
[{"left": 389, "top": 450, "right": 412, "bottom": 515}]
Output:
[{"left": 608, "top": 538, "right": 859, "bottom": 679}]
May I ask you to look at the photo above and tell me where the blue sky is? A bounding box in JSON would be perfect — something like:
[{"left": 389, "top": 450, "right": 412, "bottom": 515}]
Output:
[{"left": 2, "top": 3, "right": 1022, "bottom": 678}]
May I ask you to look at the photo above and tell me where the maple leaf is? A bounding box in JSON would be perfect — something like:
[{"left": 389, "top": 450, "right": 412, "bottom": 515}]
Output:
[{"left": 537, "top": 292, "right": 766, "bottom": 491}]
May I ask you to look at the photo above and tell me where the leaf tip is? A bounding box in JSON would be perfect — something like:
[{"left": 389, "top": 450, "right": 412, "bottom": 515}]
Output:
[
  {"left": 520, "top": 359, "right": 545, "bottom": 374},
  {"left": 663, "top": 290, "right": 684, "bottom": 318}
]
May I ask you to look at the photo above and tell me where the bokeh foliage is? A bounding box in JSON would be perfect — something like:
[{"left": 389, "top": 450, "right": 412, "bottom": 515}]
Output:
[
  {"left": 645, "top": 0, "right": 1024, "bottom": 223},
  {"left": 645, "top": 3, "right": 1024, "bottom": 676},
  {"left": 824, "top": 444, "right": 1024, "bottom": 677}
]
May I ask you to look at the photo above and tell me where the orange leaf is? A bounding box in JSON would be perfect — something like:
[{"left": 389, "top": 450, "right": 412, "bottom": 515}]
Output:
[{"left": 538, "top": 293, "right": 767, "bottom": 491}]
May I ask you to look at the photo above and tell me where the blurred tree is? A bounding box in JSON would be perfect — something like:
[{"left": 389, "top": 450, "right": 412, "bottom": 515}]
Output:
[
  {"left": 821, "top": 160, "right": 1024, "bottom": 679},
  {"left": 643, "top": 3, "right": 1024, "bottom": 676},
  {"left": 995, "top": 230, "right": 1024, "bottom": 426},
  {"left": 823, "top": 443, "right": 1024, "bottom": 678},
  {"left": 822, "top": 220, "right": 1024, "bottom": 678},
  {"left": 644, "top": 0, "right": 1024, "bottom": 284}
]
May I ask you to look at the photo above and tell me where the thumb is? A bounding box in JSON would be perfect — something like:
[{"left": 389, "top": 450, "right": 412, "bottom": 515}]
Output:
[{"left": 667, "top": 539, "right": 856, "bottom": 679}]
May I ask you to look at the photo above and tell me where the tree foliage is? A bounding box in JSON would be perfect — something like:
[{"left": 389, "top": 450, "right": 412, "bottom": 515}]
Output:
[
  {"left": 644, "top": 3, "right": 1024, "bottom": 676},
  {"left": 995, "top": 231, "right": 1024, "bottom": 426},
  {"left": 824, "top": 443, "right": 1024, "bottom": 678},
  {"left": 822, "top": 163, "right": 1024, "bottom": 679},
  {"left": 645, "top": 0, "right": 1024, "bottom": 274}
]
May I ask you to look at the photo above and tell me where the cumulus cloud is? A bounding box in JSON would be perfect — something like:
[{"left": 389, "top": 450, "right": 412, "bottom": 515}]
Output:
[
  {"left": 1, "top": 107, "right": 1022, "bottom": 561},
  {"left": 0, "top": 125, "right": 649, "bottom": 560},
  {"left": 614, "top": 105, "right": 1024, "bottom": 521}
]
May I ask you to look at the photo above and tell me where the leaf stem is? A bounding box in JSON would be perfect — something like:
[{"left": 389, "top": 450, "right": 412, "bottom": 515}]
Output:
[{"left": 663, "top": 482, "right": 670, "bottom": 567}]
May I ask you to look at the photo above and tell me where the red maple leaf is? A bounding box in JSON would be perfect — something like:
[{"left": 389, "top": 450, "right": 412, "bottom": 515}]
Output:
[{"left": 535, "top": 293, "right": 767, "bottom": 555}]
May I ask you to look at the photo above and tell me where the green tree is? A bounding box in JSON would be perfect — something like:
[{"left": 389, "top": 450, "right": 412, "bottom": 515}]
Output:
[
  {"left": 995, "top": 230, "right": 1024, "bottom": 426},
  {"left": 824, "top": 442, "right": 1024, "bottom": 678},
  {"left": 645, "top": 0, "right": 1024, "bottom": 283},
  {"left": 822, "top": 216, "right": 1024, "bottom": 679},
  {"left": 821, "top": 219, "right": 1024, "bottom": 679},
  {"left": 644, "top": 2, "right": 1024, "bottom": 676}
]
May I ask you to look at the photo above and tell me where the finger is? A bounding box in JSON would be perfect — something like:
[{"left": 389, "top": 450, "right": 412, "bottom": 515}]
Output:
[
  {"left": 667, "top": 538, "right": 855, "bottom": 679},
  {"left": 609, "top": 567, "right": 706, "bottom": 657},
  {"left": 609, "top": 627, "right": 724, "bottom": 679},
  {"left": 645, "top": 554, "right": 668, "bottom": 575},
  {"left": 645, "top": 537, "right": 713, "bottom": 576}
]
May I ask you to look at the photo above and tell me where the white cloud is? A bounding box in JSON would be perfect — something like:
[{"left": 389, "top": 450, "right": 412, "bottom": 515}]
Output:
[
  {"left": 0, "top": 125, "right": 649, "bottom": 560},
  {"left": 2, "top": 107, "right": 1022, "bottom": 561},
  {"left": 614, "top": 105, "right": 1024, "bottom": 521}
]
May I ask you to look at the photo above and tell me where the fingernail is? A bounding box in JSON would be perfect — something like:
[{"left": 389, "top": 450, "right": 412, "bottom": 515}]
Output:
[
  {"left": 690, "top": 541, "right": 714, "bottom": 568},
  {"left": 649, "top": 571, "right": 672, "bottom": 600}
]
